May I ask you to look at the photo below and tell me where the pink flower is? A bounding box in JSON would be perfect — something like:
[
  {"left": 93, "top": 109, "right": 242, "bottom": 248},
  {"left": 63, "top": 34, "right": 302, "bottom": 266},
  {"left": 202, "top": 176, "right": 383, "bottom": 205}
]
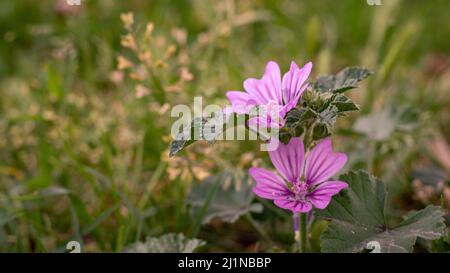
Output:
[
  {"left": 225, "top": 61, "right": 312, "bottom": 128},
  {"left": 249, "top": 137, "right": 348, "bottom": 213}
]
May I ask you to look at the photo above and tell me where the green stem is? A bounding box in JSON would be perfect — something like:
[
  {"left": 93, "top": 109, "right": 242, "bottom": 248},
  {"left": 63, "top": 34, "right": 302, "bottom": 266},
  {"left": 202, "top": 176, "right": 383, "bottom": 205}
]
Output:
[
  {"left": 367, "top": 140, "right": 376, "bottom": 174},
  {"left": 303, "top": 120, "right": 316, "bottom": 149},
  {"left": 246, "top": 214, "right": 273, "bottom": 245},
  {"left": 138, "top": 161, "right": 166, "bottom": 209},
  {"left": 300, "top": 213, "right": 307, "bottom": 253},
  {"left": 293, "top": 213, "right": 300, "bottom": 252}
]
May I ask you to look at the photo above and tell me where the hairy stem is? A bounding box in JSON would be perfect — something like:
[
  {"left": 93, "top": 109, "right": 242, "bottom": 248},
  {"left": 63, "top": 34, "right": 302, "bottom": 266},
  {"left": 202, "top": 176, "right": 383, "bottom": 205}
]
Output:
[
  {"left": 300, "top": 213, "right": 307, "bottom": 253},
  {"left": 293, "top": 212, "right": 300, "bottom": 252}
]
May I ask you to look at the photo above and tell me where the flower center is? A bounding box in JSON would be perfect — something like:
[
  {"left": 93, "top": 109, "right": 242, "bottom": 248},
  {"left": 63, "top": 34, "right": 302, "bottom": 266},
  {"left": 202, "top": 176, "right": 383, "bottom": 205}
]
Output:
[{"left": 291, "top": 182, "right": 309, "bottom": 201}]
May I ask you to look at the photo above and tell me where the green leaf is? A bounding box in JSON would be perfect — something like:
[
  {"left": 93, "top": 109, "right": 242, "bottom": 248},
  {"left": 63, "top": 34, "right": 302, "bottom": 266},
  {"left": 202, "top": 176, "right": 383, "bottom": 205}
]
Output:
[
  {"left": 187, "top": 172, "right": 222, "bottom": 237},
  {"left": 124, "top": 233, "right": 205, "bottom": 253},
  {"left": 314, "top": 67, "right": 373, "bottom": 93},
  {"left": 186, "top": 172, "right": 263, "bottom": 225},
  {"left": 284, "top": 92, "right": 358, "bottom": 143},
  {"left": 39, "top": 186, "right": 70, "bottom": 197},
  {"left": 169, "top": 114, "right": 229, "bottom": 157},
  {"left": 412, "top": 166, "right": 449, "bottom": 188},
  {"left": 317, "top": 170, "right": 446, "bottom": 253},
  {"left": 353, "top": 110, "right": 396, "bottom": 141},
  {"left": 284, "top": 104, "right": 338, "bottom": 142},
  {"left": 353, "top": 106, "right": 419, "bottom": 141},
  {"left": 169, "top": 117, "right": 204, "bottom": 157},
  {"left": 331, "top": 94, "right": 359, "bottom": 113},
  {"left": 285, "top": 107, "right": 316, "bottom": 127},
  {"left": 317, "top": 105, "right": 338, "bottom": 132},
  {"left": 284, "top": 107, "right": 315, "bottom": 137},
  {"left": 396, "top": 107, "right": 420, "bottom": 131}
]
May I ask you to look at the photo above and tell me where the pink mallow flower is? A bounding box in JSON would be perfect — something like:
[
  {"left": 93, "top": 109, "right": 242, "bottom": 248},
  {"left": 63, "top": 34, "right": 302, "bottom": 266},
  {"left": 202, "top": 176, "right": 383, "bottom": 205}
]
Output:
[
  {"left": 249, "top": 137, "right": 348, "bottom": 213},
  {"left": 225, "top": 61, "right": 312, "bottom": 128}
]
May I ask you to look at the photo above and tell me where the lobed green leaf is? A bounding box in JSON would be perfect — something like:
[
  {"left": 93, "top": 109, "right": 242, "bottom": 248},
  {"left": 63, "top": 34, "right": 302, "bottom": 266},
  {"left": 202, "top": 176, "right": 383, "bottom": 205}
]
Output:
[
  {"left": 317, "top": 170, "right": 446, "bottom": 253},
  {"left": 314, "top": 67, "right": 373, "bottom": 93}
]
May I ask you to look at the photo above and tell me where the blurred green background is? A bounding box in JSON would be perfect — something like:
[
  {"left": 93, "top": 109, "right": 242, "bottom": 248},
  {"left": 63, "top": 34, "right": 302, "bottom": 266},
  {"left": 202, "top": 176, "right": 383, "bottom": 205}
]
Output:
[{"left": 0, "top": 0, "right": 449, "bottom": 252}]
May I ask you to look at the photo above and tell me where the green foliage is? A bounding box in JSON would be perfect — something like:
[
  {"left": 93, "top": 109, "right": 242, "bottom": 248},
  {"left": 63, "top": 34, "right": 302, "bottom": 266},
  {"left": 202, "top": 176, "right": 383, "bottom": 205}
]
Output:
[
  {"left": 313, "top": 67, "right": 373, "bottom": 93},
  {"left": 170, "top": 67, "right": 371, "bottom": 154},
  {"left": 169, "top": 117, "right": 207, "bottom": 157},
  {"left": 169, "top": 115, "right": 229, "bottom": 157},
  {"left": 283, "top": 67, "right": 371, "bottom": 144},
  {"left": 317, "top": 171, "right": 446, "bottom": 253},
  {"left": 124, "top": 233, "right": 205, "bottom": 253},
  {"left": 186, "top": 173, "right": 263, "bottom": 225},
  {"left": 353, "top": 106, "right": 419, "bottom": 141}
]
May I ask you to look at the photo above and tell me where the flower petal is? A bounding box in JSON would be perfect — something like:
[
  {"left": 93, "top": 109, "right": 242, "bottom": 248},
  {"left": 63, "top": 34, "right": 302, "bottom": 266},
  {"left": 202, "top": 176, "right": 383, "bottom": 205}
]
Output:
[
  {"left": 304, "top": 137, "right": 348, "bottom": 185},
  {"left": 307, "top": 180, "right": 348, "bottom": 209},
  {"left": 247, "top": 116, "right": 283, "bottom": 129},
  {"left": 225, "top": 91, "right": 254, "bottom": 114},
  {"left": 226, "top": 91, "right": 250, "bottom": 105},
  {"left": 262, "top": 61, "right": 282, "bottom": 104},
  {"left": 249, "top": 167, "right": 290, "bottom": 200},
  {"left": 269, "top": 137, "right": 305, "bottom": 183},
  {"left": 281, "top": 61, "right": 312, "bottom": 105},
  {"left": 278, "top": 99, "right": 296, "bottom": 118},
  {"left": 274, "top": 199, "right": 312, "bottom": 213},
  {"left": 244, "top": 61, "right": 282, "bottom": 105},
  {"left": 244, "top": 78, "right": 270, "bottom": 104}
]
